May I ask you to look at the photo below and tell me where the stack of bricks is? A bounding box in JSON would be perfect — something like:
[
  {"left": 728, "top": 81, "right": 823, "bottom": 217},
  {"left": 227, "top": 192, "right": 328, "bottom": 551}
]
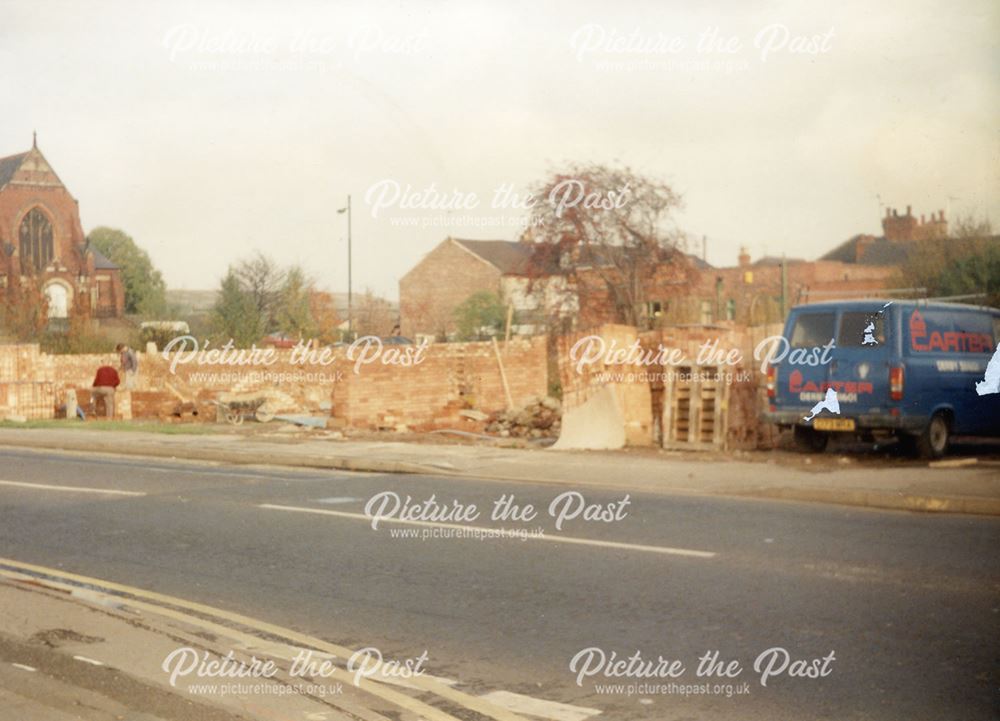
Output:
[{"left": 0, "top": 344, "right": 56, "bottom": 419}]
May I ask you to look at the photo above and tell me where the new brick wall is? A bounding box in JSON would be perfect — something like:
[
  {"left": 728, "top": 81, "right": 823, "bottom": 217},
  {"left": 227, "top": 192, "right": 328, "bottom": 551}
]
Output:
[
  {"left": 0, "top": 336, "right": 549, "bottom": 428},
  {"left": 332, "top": 336, "right": 548, "bottom": 429}
]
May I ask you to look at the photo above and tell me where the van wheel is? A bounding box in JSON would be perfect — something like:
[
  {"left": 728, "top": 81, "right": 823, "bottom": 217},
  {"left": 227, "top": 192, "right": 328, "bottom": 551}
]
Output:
[
  {"left": 915, "top": 414, "right": 950, "bottom": 459},
  {"left": 794, "top": 426, "right": 829, "bottom": 453}
]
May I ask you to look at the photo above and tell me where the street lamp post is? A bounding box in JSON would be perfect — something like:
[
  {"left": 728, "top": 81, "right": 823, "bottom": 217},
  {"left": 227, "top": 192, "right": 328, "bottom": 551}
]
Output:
[{"left": 337, "top": 195, "right": 352, "bottom": 339}]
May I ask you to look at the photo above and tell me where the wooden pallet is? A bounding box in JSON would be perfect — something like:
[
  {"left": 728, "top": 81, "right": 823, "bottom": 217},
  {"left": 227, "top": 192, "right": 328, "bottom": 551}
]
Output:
[{"left": 661, "top": 365, "right": 730, "bottom": 451}]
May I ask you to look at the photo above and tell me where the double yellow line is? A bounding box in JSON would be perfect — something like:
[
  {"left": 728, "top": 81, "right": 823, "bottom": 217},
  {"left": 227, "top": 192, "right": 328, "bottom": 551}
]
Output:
[{"left": 0, "top": 556, "right": 530, "bottom": 721}]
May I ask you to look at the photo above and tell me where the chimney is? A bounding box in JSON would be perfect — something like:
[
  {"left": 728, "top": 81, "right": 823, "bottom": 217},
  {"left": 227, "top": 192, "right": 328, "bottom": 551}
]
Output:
[
  {"left": 906, "top": 205, "right": 912, "bottom": 216},
  {"left": 738, "top": 246, "right": 750, "bottom": 268}
]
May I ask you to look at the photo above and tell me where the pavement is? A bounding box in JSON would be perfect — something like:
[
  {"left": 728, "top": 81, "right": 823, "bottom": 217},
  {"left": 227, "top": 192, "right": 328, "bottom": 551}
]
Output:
[
  {"left": 0, "top": 426, "right": 998, "bottom": 515},
  {"left": 0, "top": 576, "right": 356, "bottom": 721}
]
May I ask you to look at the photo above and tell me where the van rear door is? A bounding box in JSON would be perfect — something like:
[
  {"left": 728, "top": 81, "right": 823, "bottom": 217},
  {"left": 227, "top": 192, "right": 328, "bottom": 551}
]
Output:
[
  {"left": 774, "top": 309, "right": 836, "bottom": 420},
  {"left": 826, "top": 307, "right": 892, "bottom": 422}
]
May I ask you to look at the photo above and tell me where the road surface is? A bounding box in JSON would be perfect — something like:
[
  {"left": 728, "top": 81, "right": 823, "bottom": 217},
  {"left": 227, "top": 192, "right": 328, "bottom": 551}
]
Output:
[{"left": 0, "top": 447, "right": 997, "bottom": 720}]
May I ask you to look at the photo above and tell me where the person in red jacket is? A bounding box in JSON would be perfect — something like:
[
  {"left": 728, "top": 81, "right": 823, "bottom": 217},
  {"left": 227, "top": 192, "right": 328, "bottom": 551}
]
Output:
[{"left": 91, "top": 365, "right": 120, "bottom": 419}]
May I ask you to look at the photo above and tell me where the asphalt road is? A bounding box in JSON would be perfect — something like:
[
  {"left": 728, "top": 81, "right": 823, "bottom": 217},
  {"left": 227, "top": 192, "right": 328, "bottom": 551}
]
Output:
[{"left": 0, "top": 447, "right": 997, "bottom": 721}]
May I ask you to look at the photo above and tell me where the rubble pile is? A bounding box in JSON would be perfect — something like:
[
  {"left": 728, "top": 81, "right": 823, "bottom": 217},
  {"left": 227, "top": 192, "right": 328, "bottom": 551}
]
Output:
[{"left": 484, "top": 396, "right": 562, "bottom": 438}]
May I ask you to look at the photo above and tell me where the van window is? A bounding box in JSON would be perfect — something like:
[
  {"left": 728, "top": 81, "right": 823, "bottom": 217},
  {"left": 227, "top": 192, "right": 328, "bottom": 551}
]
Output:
[
  {"left": 790, "top": 312, "right": 835, "bottom": 348},
  {"left": 839, "top": 311, "right": 885, "bottom": 347}
]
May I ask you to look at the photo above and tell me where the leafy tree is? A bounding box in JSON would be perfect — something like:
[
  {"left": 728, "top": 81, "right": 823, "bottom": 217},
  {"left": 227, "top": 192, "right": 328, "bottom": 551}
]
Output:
[
  {"left": 2, "top": 270, "right": 48, "bottom": 341},
  {"left": 210, "top": 269, "right": 265, "bottom": 346},
  {"left": 274, "top": 266, "right": 316, "bottom": 338},
  {"left": 309, "top": 291, "right": 341, "bottom": 344},
  {"left": 936, "top": 244, "right": 1000, "bottom": 306},
  {"left": 87, "top": 227, "right": 167, "bottom": 316},
  {"left": 454, "top": 291, "right": 506, "bottom": 340},
  {"left": 896, "top": 214, "right": 999, "bottom": 306}
]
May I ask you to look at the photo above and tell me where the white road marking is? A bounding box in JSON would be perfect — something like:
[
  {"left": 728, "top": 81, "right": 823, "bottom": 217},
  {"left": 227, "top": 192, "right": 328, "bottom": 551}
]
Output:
[
  {"left": 0, "top": 480, "right": 145, "bottom": 496},
  {"left": 11, "top": 663, "right": 36, "bottom": 672},
  {"left": 258, "top": 504, "right": 716, "bottom": 559},
  {"left": 478, "top": 690, "right": 601, "bottom": 721},
  {"left": 316, "top": 496, "right": 362, "bottom": 505},
  {"left": 73, "top": 655, "right": 104, "bottom": 666}
]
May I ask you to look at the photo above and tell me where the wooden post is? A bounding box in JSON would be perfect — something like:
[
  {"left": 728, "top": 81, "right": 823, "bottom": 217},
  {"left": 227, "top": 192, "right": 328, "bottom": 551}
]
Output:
[
  {"left": 492, "top": 337, "right": 514, "bottom": 410},
  {"left": 504, "top": 303, "right": 514, "bottom": 352}
]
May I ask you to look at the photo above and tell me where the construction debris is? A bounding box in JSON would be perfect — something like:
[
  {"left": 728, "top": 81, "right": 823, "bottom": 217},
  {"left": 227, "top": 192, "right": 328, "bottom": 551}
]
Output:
[{"left": 484, "top": 396, "right": 562, "bottom": 439}]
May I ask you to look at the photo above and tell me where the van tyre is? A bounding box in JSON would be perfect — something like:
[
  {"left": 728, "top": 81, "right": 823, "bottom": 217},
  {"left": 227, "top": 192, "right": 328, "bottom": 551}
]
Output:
[
  {"left": 794, "top": 426, "right": 829, "bottom": 453},
  {"left": 915, "top": 413, "right": 950, "bottom": 459}
]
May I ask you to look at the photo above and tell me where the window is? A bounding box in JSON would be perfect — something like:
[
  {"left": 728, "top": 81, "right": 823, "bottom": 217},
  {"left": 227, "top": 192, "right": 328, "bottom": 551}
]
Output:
[
  {"left": 19, "top": 207, "right": 54, "bottom": 272},
  {"left": 699, "top": 300, "right": 713, "bottom": 324},
  {"left": 790, "top": 312, "right": 835, "bottom": 347},
  {"left": 838, "top": 311, "right": 886, "bottom": 347},
  {"left": 726, "top": 299, "right": 736, "bottom": 321}
]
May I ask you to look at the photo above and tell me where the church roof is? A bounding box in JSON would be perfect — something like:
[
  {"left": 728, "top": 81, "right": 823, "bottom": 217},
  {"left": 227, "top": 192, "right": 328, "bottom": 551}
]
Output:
[
  {"left": 0, "top": 151, "right": 29, "bottom": 189},
  {"left": 90, "top": 247, "right": 119, "bottom": 270}
]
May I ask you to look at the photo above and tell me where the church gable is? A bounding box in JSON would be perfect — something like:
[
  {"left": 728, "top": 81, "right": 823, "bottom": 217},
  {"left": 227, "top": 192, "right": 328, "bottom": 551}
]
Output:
[{"left": 0, "top": 147, "right": 65, "bottom": 190}]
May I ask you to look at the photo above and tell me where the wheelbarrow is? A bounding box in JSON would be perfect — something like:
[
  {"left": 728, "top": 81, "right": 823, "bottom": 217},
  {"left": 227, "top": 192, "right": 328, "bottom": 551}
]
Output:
[{"left": 211, "top": 397, "right": 276, "bottom": 425}]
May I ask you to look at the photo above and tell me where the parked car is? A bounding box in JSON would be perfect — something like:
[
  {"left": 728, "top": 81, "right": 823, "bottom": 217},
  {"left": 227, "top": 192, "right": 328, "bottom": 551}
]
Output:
[{"left": 764, "top": 300, "right": 1000, "bottom": 457}]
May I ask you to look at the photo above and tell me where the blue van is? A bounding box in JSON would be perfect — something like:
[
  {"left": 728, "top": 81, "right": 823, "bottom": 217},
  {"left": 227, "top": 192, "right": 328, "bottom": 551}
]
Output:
[{"left": 763, "top": 300, "right": 1000, "bottom": 457}]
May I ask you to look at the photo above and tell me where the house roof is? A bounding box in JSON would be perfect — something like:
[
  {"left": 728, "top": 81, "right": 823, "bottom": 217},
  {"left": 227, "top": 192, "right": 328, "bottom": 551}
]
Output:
[
  {"left": 451, "top": 238, "right": 536, "bottom": 274},
  {"left": 753, "top": 255, "right": 805, "bottom": 267},
  {"left": 688, "top": 254, "right": 713, "bottom": 269},
  {"left": 90, "top": 247, "right": 119, "bottom": 270},
  {"left": 821, "top": 235, "right": 910, "bottom": 265},
  {"left": 450, "top": 237, "right": 708, "bottom": 277},
  {"left": 0, "top": 151, "right": 28, "bottom": 189}
]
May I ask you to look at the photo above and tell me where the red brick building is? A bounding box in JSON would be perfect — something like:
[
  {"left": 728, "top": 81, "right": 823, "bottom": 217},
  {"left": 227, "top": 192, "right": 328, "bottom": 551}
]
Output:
[
  {"left": 0, "top": 137, "right": 124, "bottom": 321},
  {"left": 399, "top": 236, "right": 700, "bottom": 337},
  {"left": 400, "top": 238, "right": 537, "bottom": 339},
  {"left": 677, "top": 205, "right": 948, "bottom": 325}
]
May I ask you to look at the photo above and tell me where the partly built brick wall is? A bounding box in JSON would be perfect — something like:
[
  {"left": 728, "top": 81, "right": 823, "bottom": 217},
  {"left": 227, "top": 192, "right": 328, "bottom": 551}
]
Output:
[
  {"left": 0, "top": 336, "right": 549, "bottom": 428},
  {"left": 331, "top": 336, "right": 547, "bottom": 429}
]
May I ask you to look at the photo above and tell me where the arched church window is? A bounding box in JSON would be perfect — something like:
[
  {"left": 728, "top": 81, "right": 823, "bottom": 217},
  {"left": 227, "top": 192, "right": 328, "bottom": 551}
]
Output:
[{"left": 19, "top": 207, "right": 54, "bottom": 272}]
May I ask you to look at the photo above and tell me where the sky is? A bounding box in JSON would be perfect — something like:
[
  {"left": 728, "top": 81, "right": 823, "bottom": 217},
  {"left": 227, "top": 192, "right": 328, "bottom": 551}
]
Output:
[{"left": 2, "top": 0, "right": 997, "bottom": 300}]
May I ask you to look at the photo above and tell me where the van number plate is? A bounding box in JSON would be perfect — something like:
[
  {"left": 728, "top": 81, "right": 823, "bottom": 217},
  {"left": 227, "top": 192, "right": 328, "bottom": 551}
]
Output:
[{"left": 813, "top": 418, "right": 856, "bottom": 431}]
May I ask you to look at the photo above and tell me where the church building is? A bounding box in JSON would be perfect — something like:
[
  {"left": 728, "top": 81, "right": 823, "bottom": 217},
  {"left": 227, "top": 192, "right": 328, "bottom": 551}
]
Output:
[{"left": 0, "top": 136, "right": 123, "bottom": 320}]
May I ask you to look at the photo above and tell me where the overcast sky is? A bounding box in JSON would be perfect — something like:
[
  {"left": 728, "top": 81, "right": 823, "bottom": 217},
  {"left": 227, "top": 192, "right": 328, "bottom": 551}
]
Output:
[{"left": 2, "top": 0, "right": 997, "bottom": 299}]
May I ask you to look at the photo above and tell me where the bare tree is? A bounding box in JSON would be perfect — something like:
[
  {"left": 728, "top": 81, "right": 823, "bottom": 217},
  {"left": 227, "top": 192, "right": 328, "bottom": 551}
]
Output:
[
  {"left": 524, "top": 163, "right": 697, "bottom": 330},
  {"left": 234, "top": 252, "right": 286, "bottom": 333},
  {"left": 353, "top": 289, "right": 396, "bottom": 337}
]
